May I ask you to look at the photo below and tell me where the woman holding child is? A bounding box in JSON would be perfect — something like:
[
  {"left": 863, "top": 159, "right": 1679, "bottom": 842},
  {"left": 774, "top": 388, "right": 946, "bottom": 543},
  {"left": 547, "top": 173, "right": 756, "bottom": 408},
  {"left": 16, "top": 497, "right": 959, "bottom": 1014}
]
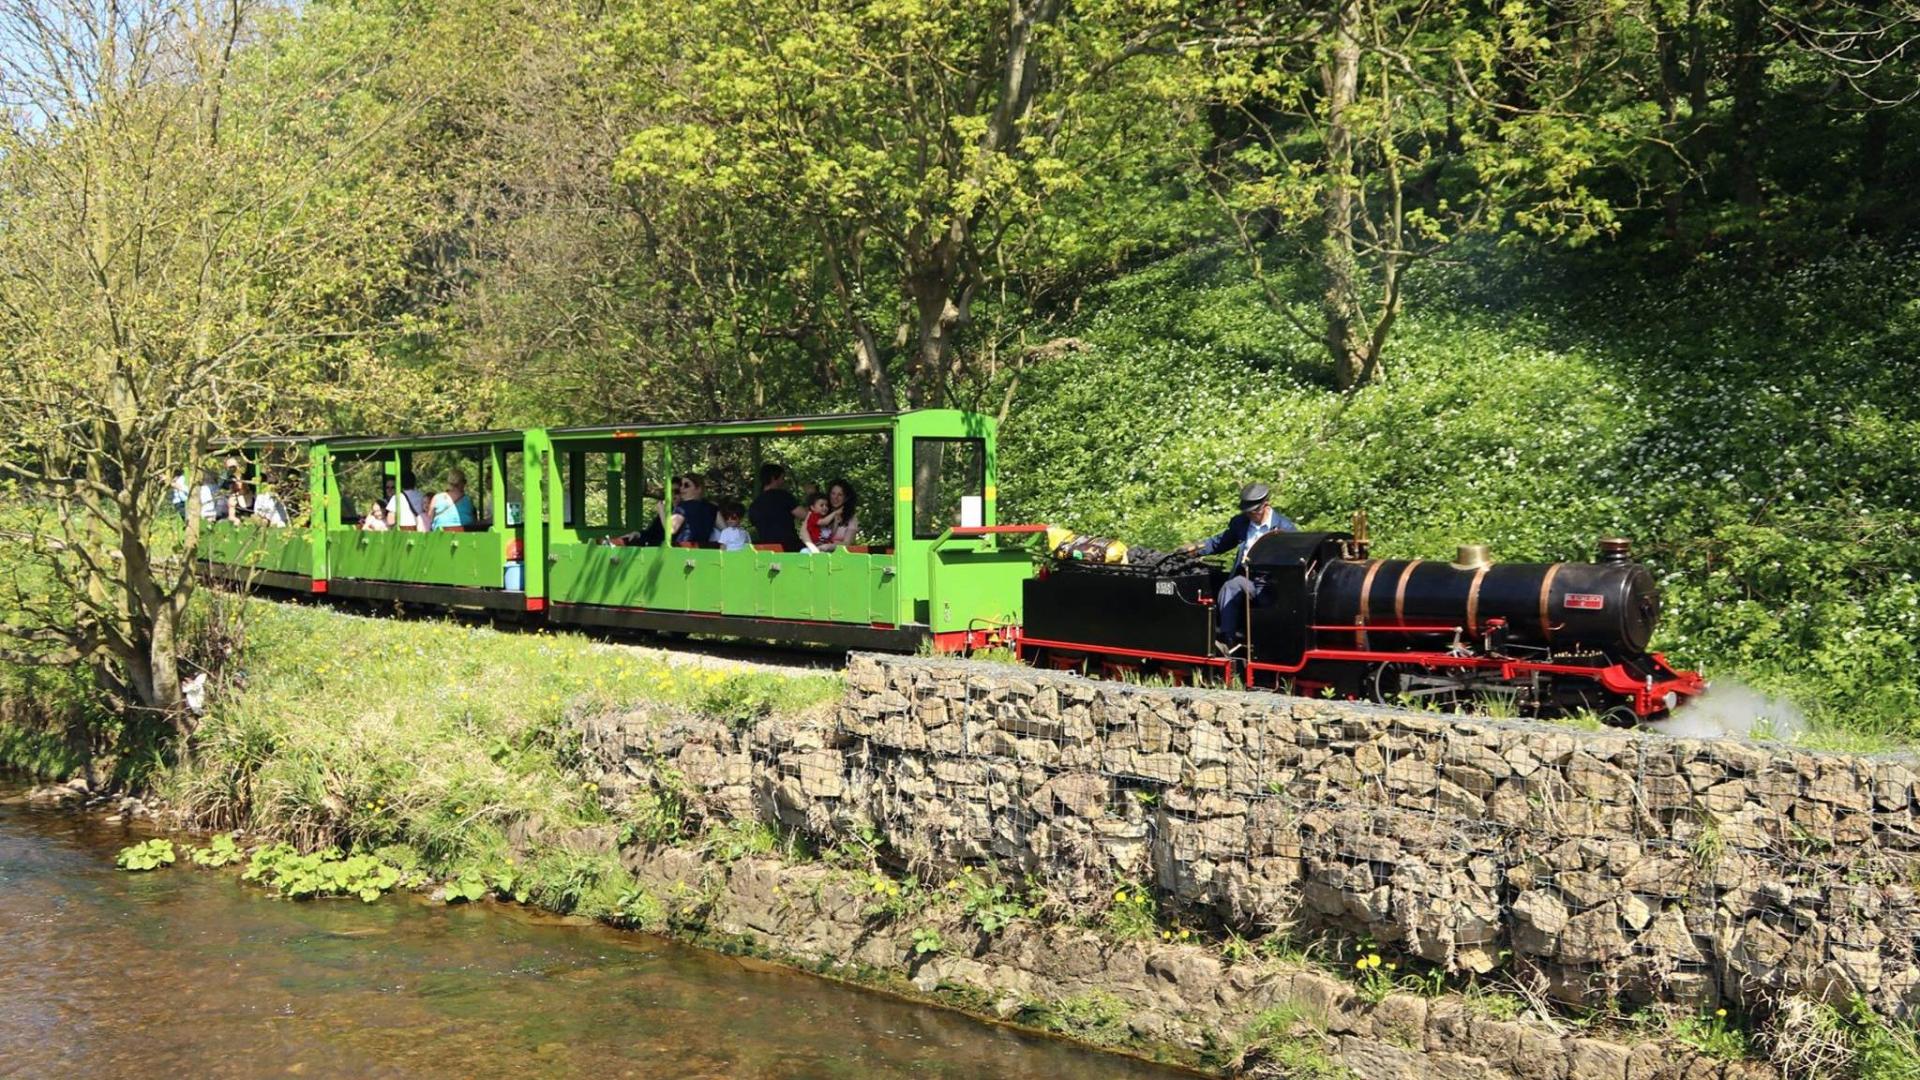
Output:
[
  {"left": 802, "top": 479, "right": 860, "bottom": 552},
  {"left": 820, "top": 479, "right": 860, "bottom": 550}
]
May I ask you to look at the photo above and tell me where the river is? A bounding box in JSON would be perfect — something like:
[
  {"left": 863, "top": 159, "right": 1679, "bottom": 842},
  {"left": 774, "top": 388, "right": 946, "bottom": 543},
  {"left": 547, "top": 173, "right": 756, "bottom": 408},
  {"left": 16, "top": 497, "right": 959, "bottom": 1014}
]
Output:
[{"left": 0, "top": 790, "right": 1192, "bottom": 1079}]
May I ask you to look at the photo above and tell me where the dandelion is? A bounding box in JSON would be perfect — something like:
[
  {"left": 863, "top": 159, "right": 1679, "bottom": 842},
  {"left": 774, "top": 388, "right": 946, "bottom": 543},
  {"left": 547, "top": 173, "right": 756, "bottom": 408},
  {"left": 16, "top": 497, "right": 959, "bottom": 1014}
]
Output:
[{"left": 1714, "top": 1008, "right": 1728, "bottom": 1019}]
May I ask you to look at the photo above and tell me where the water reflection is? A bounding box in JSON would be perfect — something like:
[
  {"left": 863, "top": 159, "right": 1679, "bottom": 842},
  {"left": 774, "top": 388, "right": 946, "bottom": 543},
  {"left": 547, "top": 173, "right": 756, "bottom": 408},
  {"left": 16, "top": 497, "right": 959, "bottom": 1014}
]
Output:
[{"left": 0, "top": 794, "right": 1190, "bottom": 1079}]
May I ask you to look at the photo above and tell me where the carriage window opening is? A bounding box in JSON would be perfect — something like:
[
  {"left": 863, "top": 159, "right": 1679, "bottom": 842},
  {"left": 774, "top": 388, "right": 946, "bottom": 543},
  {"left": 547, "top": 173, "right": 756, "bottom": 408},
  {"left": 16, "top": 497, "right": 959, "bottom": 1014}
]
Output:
[
  {"left": 562, "top": 452, "right": 613, "bottom": 530},
  {"left": 332, "top": 455, "right": 385, "bottom": 524},
  {"left": 560, "top": 448, "right": 651, "bottom": 531},
  {"left": 911, "top": 438, "right": 985, "bottom": 540},
  {"left": 503, "top": 451, "right": 525, "bottom": 527}
]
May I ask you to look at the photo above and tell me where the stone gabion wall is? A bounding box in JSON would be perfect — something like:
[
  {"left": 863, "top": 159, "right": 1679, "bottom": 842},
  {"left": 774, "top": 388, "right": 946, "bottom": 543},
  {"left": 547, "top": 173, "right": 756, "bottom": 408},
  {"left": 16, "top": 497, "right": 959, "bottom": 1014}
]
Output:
[{"left": 583, "top": 654, "right": 1920, "bottom": 1019}]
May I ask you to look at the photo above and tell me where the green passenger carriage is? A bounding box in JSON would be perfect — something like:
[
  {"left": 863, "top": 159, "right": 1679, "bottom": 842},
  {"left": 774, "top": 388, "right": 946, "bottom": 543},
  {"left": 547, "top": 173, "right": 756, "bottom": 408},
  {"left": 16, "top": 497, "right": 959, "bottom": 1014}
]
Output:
[{"left": 196, "top": 411, "right": 1038, "bottom": 652}]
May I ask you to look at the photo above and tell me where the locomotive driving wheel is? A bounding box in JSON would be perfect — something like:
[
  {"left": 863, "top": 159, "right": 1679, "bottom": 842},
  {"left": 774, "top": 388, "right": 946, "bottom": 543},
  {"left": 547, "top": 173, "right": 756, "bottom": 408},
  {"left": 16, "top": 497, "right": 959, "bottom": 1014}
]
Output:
[{"left": 1367, "top": 663, "right": 1470, "bottom": 712}]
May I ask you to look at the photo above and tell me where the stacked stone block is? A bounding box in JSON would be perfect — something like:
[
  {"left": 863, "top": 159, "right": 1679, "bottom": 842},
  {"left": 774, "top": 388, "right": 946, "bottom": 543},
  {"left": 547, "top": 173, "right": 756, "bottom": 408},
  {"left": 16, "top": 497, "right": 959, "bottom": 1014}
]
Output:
[{"left": 578, "top": 655, "right": 1920, "bottom": 1018}]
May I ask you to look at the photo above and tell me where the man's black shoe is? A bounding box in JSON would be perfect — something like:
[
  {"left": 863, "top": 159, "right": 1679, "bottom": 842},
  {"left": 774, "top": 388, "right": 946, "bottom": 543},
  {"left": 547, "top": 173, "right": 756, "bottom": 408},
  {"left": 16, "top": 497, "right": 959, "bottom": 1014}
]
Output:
[{"left": 1213, "top": 638, "right": 1243, "bottom": 657}]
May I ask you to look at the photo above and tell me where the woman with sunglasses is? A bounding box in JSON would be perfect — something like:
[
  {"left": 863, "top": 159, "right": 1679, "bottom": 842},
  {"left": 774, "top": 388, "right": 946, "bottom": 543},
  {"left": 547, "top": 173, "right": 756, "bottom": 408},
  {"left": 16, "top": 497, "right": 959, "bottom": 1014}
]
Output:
[{"left": 666, "top": 473, "right": 719, "bottom": 545}]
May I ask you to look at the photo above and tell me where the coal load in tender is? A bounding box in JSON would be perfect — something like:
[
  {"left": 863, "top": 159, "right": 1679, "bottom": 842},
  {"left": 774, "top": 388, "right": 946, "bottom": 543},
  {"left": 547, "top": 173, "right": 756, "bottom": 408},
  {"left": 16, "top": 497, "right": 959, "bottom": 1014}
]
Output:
[{"left": 1021, "top": 548, "right": 1217, "bottom": 656}]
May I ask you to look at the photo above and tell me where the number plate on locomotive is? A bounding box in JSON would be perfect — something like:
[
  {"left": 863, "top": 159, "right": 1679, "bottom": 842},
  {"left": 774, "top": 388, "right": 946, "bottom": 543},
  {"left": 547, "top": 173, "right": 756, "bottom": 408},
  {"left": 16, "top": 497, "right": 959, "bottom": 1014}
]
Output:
[{"left": 1564, "top": 593, "right": 1605, "bottom": 610}]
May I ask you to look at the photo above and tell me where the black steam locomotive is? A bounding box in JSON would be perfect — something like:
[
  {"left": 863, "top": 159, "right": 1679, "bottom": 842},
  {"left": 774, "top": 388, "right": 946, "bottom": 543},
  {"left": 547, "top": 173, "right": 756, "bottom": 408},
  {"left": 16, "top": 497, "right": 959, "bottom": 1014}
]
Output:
[{"left": 1018, "top": 530, "right": 1704, "bottom": 725}]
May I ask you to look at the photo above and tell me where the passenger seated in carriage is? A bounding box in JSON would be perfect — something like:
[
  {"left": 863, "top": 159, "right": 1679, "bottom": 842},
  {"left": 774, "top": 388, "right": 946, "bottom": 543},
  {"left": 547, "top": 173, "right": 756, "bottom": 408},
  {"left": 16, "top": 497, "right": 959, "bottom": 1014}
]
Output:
[
  {"left": 428, "top": 469, "right": 475, "bottom": 531},
  {"left": 667, "top": 474, "right": 718, "bottom": 545},
  {"left": 714, "top": 501, "right": 750, "bottom": 551}
]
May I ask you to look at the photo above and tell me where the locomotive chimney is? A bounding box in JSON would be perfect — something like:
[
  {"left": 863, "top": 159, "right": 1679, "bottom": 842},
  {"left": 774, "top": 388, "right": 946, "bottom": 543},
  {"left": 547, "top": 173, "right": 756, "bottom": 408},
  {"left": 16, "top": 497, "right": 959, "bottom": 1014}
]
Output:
[{"left": 1598, "top": 537, "right": 1633, "bottom": 564}]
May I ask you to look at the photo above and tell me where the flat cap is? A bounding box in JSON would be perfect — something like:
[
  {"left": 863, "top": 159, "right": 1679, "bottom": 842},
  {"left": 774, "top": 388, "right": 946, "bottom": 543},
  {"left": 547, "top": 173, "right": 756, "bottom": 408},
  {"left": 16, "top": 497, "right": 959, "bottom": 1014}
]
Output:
[{"left": 1239, "top": 482, "right": 1270, "bottom": 510}]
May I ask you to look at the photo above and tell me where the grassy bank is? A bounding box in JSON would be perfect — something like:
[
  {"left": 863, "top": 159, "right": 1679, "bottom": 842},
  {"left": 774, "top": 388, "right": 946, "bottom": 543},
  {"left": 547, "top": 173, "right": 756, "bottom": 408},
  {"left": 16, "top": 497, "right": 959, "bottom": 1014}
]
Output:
[
  {"left": 152, "top": 598, "right": 837, "bottom": 917},
  {"left": 998, "top": 241, "right": 1920, "bottom": 744}
]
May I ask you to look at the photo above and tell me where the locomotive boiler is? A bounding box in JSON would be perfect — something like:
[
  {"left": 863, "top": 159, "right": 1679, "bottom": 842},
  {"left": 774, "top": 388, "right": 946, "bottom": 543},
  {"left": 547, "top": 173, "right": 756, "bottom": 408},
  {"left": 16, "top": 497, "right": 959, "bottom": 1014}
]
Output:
[{"left": 1018, "top": 531, "right": 1704, "bottom": 725}]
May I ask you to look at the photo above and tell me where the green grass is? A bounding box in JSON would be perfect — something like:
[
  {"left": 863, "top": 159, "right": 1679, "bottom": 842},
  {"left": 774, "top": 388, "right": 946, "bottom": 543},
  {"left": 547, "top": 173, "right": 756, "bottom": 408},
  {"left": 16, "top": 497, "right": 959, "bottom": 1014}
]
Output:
[
  {"left": 155, "top": 599, "right": 839, "bottom": 906},
  {"left": 1026, "top": 990, "right": 1134, "bottom": 1049},
  {"left": 1226, "top": 1002, "right": 1350, "bottom": 1078}
]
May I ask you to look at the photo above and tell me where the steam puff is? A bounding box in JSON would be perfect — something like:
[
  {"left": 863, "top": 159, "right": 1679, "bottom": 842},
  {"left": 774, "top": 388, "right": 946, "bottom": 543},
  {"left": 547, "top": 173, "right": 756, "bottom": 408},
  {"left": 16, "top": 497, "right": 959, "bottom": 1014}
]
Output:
[{"left": 1647, "top": 680, "right": 1807, "bottom": 741}]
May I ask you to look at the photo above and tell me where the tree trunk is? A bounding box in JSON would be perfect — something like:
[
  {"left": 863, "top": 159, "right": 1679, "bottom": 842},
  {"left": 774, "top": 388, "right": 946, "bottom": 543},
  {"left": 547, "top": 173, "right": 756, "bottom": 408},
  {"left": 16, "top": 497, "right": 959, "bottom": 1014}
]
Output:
[
  {"left": 1728, "top": 0, "right": 1765, "bottom": 207},
  {"left": 1861, "top": 108, "right": 1891, "bottom": 188},
  {"left": 1654, "top": 23, "right": 1686, "bottom": 240},
  {"left": 906, "top": 266, "right": 964, "bottom": 409},
  {"left": 822, "top": 228, "right": 896, "bottom": 408},
  {"left": 1320, "top": 0, "right": 1367, "bottom": 391}
]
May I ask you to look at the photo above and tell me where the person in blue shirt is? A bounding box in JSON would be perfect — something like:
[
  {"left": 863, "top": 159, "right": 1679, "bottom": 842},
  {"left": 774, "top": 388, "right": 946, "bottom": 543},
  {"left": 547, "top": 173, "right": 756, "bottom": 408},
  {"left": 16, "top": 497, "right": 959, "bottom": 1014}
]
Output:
[
  {"left": 428, "top": 469, "right": 476, "bottom": 531},
  {"left": 1178, "top": 482, "right": 1298, "bottom": 655}
]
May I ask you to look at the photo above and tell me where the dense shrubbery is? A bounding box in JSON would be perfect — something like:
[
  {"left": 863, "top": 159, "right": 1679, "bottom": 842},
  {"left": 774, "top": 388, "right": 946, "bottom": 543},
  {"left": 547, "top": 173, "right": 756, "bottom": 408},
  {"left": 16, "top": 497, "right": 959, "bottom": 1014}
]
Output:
[{"left": 999, "top": 242, "right": 1920, "bottom": 741}]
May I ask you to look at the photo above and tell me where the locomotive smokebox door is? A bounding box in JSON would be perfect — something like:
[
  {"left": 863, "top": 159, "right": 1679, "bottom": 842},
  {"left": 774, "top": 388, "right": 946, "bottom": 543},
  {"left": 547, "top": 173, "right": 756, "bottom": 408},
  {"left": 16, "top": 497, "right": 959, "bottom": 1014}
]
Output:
[{"left": 1245, "top": 532, "right": 1354, "bottom": 665}]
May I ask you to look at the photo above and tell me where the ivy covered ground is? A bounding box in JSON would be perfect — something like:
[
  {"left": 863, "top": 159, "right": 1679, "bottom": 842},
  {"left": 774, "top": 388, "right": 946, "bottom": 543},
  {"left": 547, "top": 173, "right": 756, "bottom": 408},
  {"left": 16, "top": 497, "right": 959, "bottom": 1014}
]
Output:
[{"left": 998, "top": 241, "right": 1920, "bottom": 744}]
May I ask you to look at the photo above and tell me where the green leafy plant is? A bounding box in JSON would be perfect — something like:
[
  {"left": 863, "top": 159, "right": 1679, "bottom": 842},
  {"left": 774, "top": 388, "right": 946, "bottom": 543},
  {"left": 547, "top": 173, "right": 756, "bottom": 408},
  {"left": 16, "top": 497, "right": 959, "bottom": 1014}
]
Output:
[
  {"left": 242, "top": 843, "right": 402, "bottom": 902},
  {"left": 705, "top": 818, "right": 780, "bottom": 864},
  {"left": 444, "top": 867, "right": 490, "bottom": 903},
  {"left": 115, "top": 838, "right": 177, "bottom": 871},
  {"left": 909, "top": 926, "right": 945, "bottom": 956},
  {"left": 618, "top": 767, "right": 689, "bottom": 847},
  {"left": 860, "top": 872, "right": 927, "bottom": 922},
  {"left": 1353, "top": 951, "right": 1398, "bottom": 1004},
  {"left": 1670, "top": 1007, "right": 1752, "bottom": 1060},
  {"left": 609, "top": 885, "right": 666, "bottom": 931},
  {"left": 188, "top": 833, "right": 244, "bottom": 868},
  {"left": 489, "top": 865, "right": 530, "bottom": 904},
  {"left": 1103, "top": 882, "right": 1158, "bottom": 941},
  {"left": 953, "top": 868, "right": 1034, "bottom": 935},
  {"left": 1461, "top": 980, "right": 1529, "bottom": 1021}
]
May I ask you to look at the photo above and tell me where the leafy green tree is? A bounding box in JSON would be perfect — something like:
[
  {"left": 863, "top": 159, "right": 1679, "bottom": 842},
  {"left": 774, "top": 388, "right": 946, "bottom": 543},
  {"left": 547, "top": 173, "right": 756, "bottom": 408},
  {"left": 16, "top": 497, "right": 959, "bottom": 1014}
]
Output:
[
  {"left": 604, "top": 0, "right": 1198, "bottom": 409},
  {"left": 1167, "top": 0, "right": 1639, "bottom": 389},
  {"left": 0, "top": 0, "right": 426, "bottom": 718}
]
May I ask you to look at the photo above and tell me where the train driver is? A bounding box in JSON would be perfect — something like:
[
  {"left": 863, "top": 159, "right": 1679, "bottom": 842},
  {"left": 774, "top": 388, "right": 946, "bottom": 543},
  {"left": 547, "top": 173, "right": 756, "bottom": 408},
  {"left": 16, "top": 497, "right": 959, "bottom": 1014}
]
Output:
[{"left": 1177, "top": 482, "right": 1297, "bottom": 656}]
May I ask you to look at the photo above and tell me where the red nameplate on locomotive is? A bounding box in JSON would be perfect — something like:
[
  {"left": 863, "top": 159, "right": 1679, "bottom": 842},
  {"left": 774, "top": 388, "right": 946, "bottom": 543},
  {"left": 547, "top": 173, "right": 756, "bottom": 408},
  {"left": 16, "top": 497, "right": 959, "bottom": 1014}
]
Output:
[{"left": 1564, "top": 593, "right": 1605, "bottom": 610}]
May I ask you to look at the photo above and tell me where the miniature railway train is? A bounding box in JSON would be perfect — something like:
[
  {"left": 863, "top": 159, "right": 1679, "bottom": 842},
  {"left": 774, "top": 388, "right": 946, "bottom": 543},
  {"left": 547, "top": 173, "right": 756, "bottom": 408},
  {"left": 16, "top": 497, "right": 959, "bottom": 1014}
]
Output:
[{"left": 197, "top": 408, "right": 1704, "bottom": 724}]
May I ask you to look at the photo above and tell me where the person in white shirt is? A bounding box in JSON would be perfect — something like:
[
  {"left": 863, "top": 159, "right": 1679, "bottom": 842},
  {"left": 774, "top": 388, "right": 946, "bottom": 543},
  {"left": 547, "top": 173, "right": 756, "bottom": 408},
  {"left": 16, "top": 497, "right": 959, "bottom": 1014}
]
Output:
[
  {"left": 714, "top": 501, "right": 750, "bottom": 551},
  {"left": 360, "top": 501, "right": 391, "bottom": 531},
  {"left": 384, "top": 472, "right": 426, "bottom": 531},
  {"left": 253, "top": 484, "right": 290, "bottom": 527},
  {"left": 193, "top": 470, "right": 221, "bottom": 522}
]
